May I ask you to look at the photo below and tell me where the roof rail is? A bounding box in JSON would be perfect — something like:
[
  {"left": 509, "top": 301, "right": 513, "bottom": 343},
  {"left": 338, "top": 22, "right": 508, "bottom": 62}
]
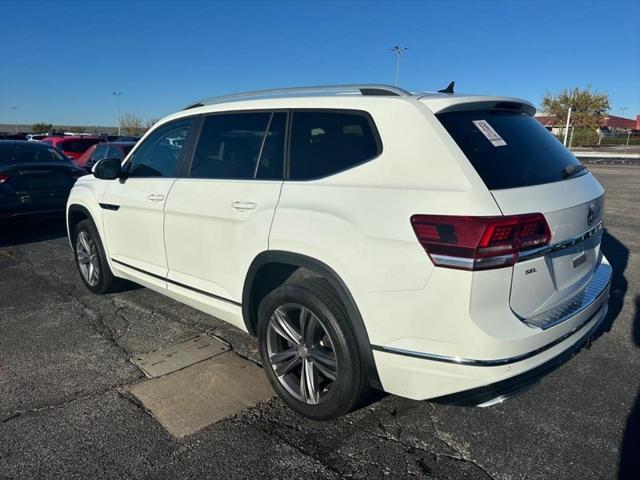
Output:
[{"left": 183, "top": 84, "right": 412, "bottom": 109}]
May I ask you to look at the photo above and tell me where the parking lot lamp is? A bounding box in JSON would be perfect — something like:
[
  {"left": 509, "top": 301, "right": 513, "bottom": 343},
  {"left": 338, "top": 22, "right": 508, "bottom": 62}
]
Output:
[
  {"left": 112, "top": 92, "right": 122, "bottom": 135},
  {"left": 620, "top": 107, "right": 631, "bottom": 150},
  {"left": 390, "top": 46, "right": 409, "bottom": 86},
  {"left": 10, "top": 106, "right": 18, "bottom": 133}
]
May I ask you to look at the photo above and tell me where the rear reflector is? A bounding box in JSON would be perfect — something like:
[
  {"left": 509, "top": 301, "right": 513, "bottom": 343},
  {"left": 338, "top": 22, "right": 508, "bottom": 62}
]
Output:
[{"left": 410, "top": 213, "right": 551, "bottom": 270}]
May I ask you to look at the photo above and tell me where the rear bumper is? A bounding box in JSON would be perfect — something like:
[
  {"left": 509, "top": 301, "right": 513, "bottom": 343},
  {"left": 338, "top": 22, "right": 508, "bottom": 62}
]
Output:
[
  {"left": 373, "top": 299, "right": 608, "bottom": 400},
  {"left": 365, "top": 259, "right": 612, "bottom": 400}
]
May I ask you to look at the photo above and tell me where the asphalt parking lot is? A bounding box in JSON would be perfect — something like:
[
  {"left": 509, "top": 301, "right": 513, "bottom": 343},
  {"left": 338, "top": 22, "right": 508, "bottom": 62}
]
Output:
[{"left": 1, "top": 164, "right": 638, "bottom": 480}]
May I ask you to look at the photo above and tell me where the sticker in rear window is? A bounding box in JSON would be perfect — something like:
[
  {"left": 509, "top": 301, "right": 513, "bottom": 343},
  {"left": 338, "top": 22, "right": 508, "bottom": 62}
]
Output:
[{"left": 472, "top": 120, "right": 507, "bottom": 147}]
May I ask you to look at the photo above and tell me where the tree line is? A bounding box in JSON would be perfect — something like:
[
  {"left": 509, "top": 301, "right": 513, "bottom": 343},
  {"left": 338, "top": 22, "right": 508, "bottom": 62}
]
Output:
[{"left": 31, "top": 114, "right": 160, "bottom": 136}]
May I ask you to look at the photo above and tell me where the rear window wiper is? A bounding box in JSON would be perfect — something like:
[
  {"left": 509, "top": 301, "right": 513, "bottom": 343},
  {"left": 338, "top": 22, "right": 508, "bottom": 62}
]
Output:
[{"left": 562, "top": 164, "right": 587, "bottom": 179}]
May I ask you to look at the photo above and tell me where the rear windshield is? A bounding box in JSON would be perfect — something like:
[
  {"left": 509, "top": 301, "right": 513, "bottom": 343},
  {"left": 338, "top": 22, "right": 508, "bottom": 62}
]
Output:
[
  {"left": 437, "top": 109, "right": 582, "bottom": 190},
  {"left": 0, "top": 143, "right": 69, "bottom": 163},
  {"left": 59, "top": 139, "right": 100, "bottom": 153}
]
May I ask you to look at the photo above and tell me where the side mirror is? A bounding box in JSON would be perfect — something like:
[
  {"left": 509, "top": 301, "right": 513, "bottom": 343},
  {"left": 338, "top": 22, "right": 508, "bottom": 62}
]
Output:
[{"left": 93, "top": 158, "right": 123, "bottom": 180}]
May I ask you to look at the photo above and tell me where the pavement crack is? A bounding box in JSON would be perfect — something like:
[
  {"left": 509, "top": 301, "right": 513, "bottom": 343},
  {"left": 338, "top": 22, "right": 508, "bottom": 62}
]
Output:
[
  {"left": 425, "top": 404, "right": 498, "bottom": 480},
  {"left": 1, "top": 380, "right": 139, "bottom": 424},
  {"left": 244, "top": 414, "right": 349, "bottom": 478}
]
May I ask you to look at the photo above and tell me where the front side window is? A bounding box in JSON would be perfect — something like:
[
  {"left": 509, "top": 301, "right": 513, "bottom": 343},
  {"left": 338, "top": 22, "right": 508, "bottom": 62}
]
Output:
[
  {"left": 127, "top": 119, "right": 193, "bottom": 178},
  {"left": 289, "top": 111, "right": 380, "bottom": 180},
  {"left": 189, "top": 112, "right": 285, "bottom": 180}
]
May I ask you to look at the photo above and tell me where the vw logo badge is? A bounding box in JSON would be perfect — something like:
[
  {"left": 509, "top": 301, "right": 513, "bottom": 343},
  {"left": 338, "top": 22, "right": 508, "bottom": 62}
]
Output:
[{"left": 587, "top": 202, "right": 597, "bottom": 226}]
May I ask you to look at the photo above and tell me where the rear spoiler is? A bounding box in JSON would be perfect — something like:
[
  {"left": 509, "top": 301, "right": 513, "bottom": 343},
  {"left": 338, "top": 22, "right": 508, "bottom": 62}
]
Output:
[{"left": 419, "top": 95, "right": 536, "bottom": 116}]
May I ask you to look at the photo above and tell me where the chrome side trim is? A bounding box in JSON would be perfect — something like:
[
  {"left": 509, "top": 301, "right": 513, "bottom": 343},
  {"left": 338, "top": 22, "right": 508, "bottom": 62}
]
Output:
[
  {"left": 518, "top": 263, "right": 612, "bottom": 329},
  {"left": 371, "top": 287, "right": 609, "bottom": 367},
  {"left": 517, "top": 222, "right": 603, "bottom": 262}
]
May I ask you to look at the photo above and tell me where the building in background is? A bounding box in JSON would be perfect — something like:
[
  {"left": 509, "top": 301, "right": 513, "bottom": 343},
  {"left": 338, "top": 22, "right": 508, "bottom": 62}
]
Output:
[{"left": 535, "top": 113, "right": 639, "bottom": 137}]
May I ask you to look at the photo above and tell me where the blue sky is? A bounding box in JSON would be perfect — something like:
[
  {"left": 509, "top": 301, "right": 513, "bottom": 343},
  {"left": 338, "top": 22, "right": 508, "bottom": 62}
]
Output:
[{"left": 1, "top": 0, "right": 638, "bottom": 126}]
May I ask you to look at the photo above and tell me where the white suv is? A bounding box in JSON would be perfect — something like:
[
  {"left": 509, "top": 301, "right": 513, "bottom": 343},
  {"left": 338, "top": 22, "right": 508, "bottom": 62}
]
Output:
[{"left": 67, "top": 84, "right": 611, "bottom": 419}]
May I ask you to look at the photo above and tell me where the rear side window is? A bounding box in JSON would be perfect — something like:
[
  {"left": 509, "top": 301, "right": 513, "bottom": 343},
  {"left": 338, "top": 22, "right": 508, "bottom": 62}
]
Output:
[
  {"left": 289, "top": 110, "right": 380, "bottom": 180},
  {"left": 189, "top": 112, "right": 285, "bottom": 180},
  {"left": 437, "top": 109, "right": 582, "bottom": 190}
]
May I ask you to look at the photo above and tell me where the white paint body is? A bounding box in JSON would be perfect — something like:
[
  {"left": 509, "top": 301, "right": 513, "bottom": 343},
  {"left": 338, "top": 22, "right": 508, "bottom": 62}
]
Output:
[{"left": 67, "top": 89, "right": 610, "bottom": 401}]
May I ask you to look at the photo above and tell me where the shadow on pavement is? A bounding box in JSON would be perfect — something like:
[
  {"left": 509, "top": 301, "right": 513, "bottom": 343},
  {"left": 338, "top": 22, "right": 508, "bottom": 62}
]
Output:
[
  {"left": 597, "top": 231, "right": 639, "bottom": 478},
  {"left": 596, "top": 230, "right": 628, "bottom": 340},
  {"left": 0, "top": 215, "right": 68, "bottom": 248},
  {"left": 619, "top": 294, "right": 640, "bottom": 479}
]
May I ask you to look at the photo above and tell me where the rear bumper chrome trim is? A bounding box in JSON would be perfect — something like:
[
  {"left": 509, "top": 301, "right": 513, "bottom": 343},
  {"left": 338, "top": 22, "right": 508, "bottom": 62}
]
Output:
[{"left": 518, "top": 262, "right": 612, "bottom": 329}]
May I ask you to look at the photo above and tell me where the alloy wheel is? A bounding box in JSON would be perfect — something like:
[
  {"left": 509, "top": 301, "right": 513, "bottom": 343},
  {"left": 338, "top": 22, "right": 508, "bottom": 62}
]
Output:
[
  {"left": 266, "top": 303, "right": 338, "bottom": 405},
  {"left": 76, "top": 231, "right": 100, "bottom": 287}
]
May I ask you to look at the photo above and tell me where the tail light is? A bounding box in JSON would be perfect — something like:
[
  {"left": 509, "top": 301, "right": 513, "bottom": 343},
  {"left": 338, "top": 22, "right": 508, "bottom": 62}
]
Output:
[
  {"left": 0, "top": 175, "right": 9, "bottom": 184},
  {"left": 410, "top": 213, "right": 551, "bottom": 270}
]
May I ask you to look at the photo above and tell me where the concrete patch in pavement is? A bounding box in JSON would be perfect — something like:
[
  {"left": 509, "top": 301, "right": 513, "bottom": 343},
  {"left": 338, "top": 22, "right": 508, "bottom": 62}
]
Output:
[
  {"left": 130, "top": 334, "right": 229, "bottom": 378},
  {"left": 129, "top": 352, "right": 274, "bottom": 438}
]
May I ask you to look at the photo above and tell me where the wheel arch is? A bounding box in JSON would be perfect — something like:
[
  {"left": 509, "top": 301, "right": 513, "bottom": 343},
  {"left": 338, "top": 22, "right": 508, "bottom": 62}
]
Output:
[
  {"left": 242, "top": 250, "right": 381, "bottom": 389},
  {"left": 67, "top": 204, "right": 94, "bottom": 246}
]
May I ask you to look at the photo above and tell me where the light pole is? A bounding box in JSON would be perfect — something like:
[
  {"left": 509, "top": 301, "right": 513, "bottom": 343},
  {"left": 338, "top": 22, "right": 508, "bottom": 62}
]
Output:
[
  {"left": 112, "top": 91, "right": 122, "bottom": 135},
  {"left": 390, "top": 46, "right": 409, "bottom": 87},
  {"left": 620, "top": 107, "right": 631, "bottom": 150},
  {"left": 10, "top": 106, "right": 18, "bottom": 133}
]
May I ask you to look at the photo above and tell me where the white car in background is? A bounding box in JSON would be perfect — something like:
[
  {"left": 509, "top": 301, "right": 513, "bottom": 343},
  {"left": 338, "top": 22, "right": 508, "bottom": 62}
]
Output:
[{"left": 66, "top": 84, "right": 611, "bottom": 419}]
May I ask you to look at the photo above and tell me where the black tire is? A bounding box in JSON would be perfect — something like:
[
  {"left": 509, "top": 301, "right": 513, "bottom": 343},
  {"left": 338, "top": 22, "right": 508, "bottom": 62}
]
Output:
[
  {"left": 257, "top": 277, "right": 369, "bottom": 420},
  {"left": 73, "top": 218, "right": 118, "bottom": 294}
]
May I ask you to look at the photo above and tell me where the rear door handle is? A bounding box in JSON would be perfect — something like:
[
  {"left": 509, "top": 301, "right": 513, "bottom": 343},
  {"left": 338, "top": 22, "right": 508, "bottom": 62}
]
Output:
[
  {"left": 231, "top": 201, "right": 257, "bottom": 211},
  {"left": 148, "top": 193, "right": 165, "bottom": 202}
]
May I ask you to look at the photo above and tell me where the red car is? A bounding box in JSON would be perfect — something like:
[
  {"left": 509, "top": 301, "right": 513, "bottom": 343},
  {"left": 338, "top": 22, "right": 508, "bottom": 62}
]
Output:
[
  {"left": 75, "top": 141, "right": 136, "bottom": 170},
  {"left": 41, "top": 136, "right": 104, "bottom": 161}
]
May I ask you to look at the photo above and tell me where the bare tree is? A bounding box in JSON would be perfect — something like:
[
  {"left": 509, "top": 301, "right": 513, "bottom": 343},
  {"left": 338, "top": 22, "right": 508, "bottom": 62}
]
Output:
[
  {"left": 145, "top": 117, "right": 161, "bottom": 131},
  {"left": 119, "top": 113, "right": 145, "bottom": 136}
]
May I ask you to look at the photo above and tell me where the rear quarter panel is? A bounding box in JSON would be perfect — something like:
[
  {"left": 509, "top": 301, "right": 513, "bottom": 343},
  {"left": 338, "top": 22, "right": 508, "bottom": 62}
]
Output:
[{"left": 269, "top": 98, "right": 502, "bottom": 294}]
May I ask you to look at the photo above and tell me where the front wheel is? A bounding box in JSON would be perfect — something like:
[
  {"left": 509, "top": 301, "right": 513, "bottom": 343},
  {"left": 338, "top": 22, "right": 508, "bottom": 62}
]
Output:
[
  {"left": 257, "top": 278, "right": 369, "bottom": 420},
  {"left": 73, "top": 219, "right": 118, "bottom": 294}
]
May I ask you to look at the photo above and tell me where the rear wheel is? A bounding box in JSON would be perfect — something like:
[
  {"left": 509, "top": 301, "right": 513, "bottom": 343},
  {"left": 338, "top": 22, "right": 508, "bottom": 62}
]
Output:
[
  {"left": 73, "top": 219, "right": 118, "bottom": 294},
  {"left": 257, "top": 277, "right": 369, "bottom": 420}
]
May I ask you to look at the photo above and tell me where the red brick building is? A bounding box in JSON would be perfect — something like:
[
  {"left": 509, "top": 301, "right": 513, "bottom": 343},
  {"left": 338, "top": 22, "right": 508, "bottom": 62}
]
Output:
[
  {"left": 535, "top": 113, "right": 639, "bottom": 132},
  {"left": 599, "top": 114, "right": 638, "bottom": 130}
]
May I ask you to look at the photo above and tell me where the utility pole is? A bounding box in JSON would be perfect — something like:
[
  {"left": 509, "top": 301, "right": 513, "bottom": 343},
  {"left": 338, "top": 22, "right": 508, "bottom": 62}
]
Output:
[
  {"left": 10, "top": 106, "right": 18, "bottom": 133},
  {"left": 390, "top": 46, "right": 409, "bottom": 87},
  {"left": 112, "top": 92, "right": 122, "bottom": 135}
]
